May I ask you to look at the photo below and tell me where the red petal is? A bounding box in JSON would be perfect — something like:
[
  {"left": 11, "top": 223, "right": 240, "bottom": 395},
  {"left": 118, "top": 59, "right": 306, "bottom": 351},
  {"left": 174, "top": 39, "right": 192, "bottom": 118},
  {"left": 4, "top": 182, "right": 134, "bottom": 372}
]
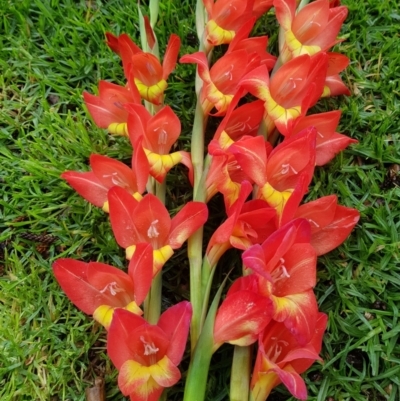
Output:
[
  {"left": 61, "top": 171, "right": 107, "bottom": 207},
  {"left": 105, "top": 32, "right": 120, "bottom": 53},
  {"left": 316, "top": 132, "right": 358, "bottom": 166},
  {"left": 310, "top": 204, "right": 360, "bottom": 255},
  {"left": 240, "top": 64, "right": 270, "bottom": 101},
  {"left": 131, "top": 194, "right": 171, "bottom": 248},
  {"left": 53, "top": 259, "right": 132, "bottom": 314},
  {"left": 274, "top": 0, "right": 295, "bottom": 30},
  {"left": 294, "top": 195, "right": 338, "bottom": 231},
  {"left": 128, "top": 243, "right": 153, "bottom": 305},
  {"left": 168, "top": 202, "right": 208, "bottom": 249},
  {"left": 108, "top": 186, "right": 141, "bottom": 248},
  {"left": 118, "top": 33, "right": 143, "bottom": 78},
  {"left": 230, "top": 136, "right": 268, "bottom": 187},
  {"left": 270, "top": 55, "right": 311, "bottom": 104},
  {"left": 158, "top": 301, "right": 192, "bottom": 365},
  {"left": 146, "top": 106, "right": 181, "bottom": 153},
  {"left": 267, "top": 127, "right": 316, "bottom": 191},
  {"left": 163, "top": 34, "right": 181, "bottom": 79},
  {"left": 131, "top": 136, "right": 150, "bottom": 194},
  {"left": 126, "top": 104, "right": 151, "bottom": 148},
  {"left": 90, "top": 154, "right": 138, "bottom": 193},
  {"left": 107, "top": 309, "right": 147, "bottom": 369},
  {"left": 272, "top": 244, "right": 317, "bottom": 296},
  {"left": 272, "top": 290, "right": 319, "bottom": 345},
  {"left": 130, "top": 53, "right": 163, "bottom": 85},
  {"left": 180, "top": 52, "right": 211, "bottom": 83},
  {"left": 83, "top": 83, "right": 130, "bottom": 128},
  {"left": 143, "top": 15, "right": 156, "bottom": 49},
  {"left": 290, "top": 110, "right": 341, "bottom": 140},
  {"left": 210, "top": 50, "right": 249, "bottom": 92},
  {"left": 214, "top": 290, "right": 272, "bottom": 346},
  {"left": 272, "top": 367, "right": 307, "bottom": 400},
  {"left": 327, "top": 52, "right": 350, "bottom": 75}
]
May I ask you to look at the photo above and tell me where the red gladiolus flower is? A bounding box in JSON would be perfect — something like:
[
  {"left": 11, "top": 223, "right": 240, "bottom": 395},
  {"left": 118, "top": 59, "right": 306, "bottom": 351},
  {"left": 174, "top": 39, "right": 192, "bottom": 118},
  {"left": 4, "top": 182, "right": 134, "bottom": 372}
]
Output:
[
  {"left": 61, "top": 153, "right": 148, "bottom": 212},
  {"left": 288, "top": 110, "right": 357, "bottom": 165},
  {"left": 295, "top": 194, "right": 360, "bottom": 255},
  {"left": 107, "top": 302, "right": 192, "bottom": 401},
  {"left": 106, "top": 32, "right": 181, "bottom": 105},
  {"left": 214, "top": 275, "right": 273, "bottom": 348},
  {"left": 240, "top": 53, "right": 328, "bottom": 135},
  {"left": 83, "top": 80, "right": 141, "bottom": 136},
  {"left": 242, "top": 219, "right": 318, "bottom": 345},
  {"left": 108, "top": 187, "right": 208, "bottom": 274},
  {"left": 180, "top": 50, "right": 258, "bottom": 115},
  {"left": 206, "top": 181, "right": 276, "bottom": 267},
  {"left": 205, "top": 154, "right": 253, "bottom": 207},
  {"left": 275, "top": 0, "right": 348, "bottom": 63},
  {"left": 126, "top": 104, "right": 193, "bottom": 184},
  {"left": 251, "top": 313, "right": 327, "bottom": 401},
  {"left": 202, "top": 0, "right": 255, "bottom": 46},
  {"left": 322, "top": 52, "right": 351, "bottom": 97},
  {"left": 208, "top": 100, "right": 265, "bottom": 155},
  {"left": 52, "top": 245, "right": 152, "bottom": 329},
  {"left": 230, "top": 128, "right": 316, "bottom": 225}
]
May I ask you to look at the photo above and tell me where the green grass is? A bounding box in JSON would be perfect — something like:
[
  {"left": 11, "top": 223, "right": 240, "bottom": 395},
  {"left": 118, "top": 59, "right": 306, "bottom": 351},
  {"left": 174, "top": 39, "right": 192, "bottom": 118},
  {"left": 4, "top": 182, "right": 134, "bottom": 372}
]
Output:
[{"left": 1, "top": 0, "right": 400, "bottom": 400}]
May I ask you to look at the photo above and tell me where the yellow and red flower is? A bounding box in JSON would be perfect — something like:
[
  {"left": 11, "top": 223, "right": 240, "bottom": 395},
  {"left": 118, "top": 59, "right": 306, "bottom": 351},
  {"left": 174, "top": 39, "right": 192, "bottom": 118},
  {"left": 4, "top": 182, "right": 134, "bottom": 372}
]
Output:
[
  {"left": 83, "top": 80, "right": 140, "bottom": 136},
  {"left": 126, "top": 104, "right": 193, "bottom": 184},
  {"left": 108, "top": 188, "right": 208, "bottom": 274},
  {"left": 202, "top": 0, "right": 255, "bottom": 47},
  {"left": 242, "top": 218, "right": 319, "bottom": 345},
  {"left": 52, "top": 245, "right": 153, "bottom": 329},
  {"left": 288, "top": 110, "right": 357, "bottom": 165},
  {"left": 107, "top": 302, "right": 192, "bottom": 401},
  {"left": 295, "top": 194, "right": 360, "bottom": 255},
  {"left": 322, "top": 52, "right": 351, "bottom": 97},
  {"left": 181, "top": 50, "right": 259, "bottom": 115},
  {"left": 251, "top": 313, "right": 327, "bottom": 401},
  {"left": 240, "top": 53, "right": 328, "bottom": 135},
  {"left": 275, "top": 0, "right": 348, "bottom": 63},
  {"left": 61, "top": 153, "right": 148, "bottom": 212},
  {"left": 106, "top": 32, "right": 181, "bottom": 105},
  {"left": 230, "top": 128, "right": 317, "bottom": 225}
]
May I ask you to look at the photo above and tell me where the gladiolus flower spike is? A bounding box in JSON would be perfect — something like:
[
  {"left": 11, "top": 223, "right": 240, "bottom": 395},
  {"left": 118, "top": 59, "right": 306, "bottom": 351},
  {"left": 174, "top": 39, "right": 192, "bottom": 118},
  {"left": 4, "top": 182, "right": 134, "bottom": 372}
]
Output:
[{"left": 52, "top": 2, "right": 359, "bottom": 401}]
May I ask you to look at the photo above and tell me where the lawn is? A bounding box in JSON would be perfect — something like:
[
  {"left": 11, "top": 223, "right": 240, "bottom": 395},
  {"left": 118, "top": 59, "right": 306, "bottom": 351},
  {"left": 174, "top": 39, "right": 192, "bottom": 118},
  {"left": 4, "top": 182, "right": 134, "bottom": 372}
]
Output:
[{"left": 1, "top": 0, "right": 400, "bottom": 400}]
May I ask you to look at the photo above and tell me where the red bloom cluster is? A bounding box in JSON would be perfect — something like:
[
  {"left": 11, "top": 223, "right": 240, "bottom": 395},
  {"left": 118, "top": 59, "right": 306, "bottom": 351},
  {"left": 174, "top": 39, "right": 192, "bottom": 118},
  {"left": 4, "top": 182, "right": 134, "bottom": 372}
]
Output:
[{"left": 53, "top": 1, "right": 358, "bottom": 400}]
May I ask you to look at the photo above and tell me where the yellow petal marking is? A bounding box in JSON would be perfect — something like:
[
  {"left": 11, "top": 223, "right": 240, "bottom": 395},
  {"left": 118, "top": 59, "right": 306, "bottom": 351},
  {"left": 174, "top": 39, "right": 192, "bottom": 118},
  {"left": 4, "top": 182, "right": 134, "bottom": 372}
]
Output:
[
  {"left": 206, "top": 20, "right": 236, "bottom": 45},
  {"left": 144, "top": 149, "right": 183, "bottom": 181},
  {"left": 260, "top": 182, "right": 293, "bottom": 217},
  {"left": 285, "top": 30, "right": 321, "bottom": 58},
  {"left": 108, "top": 122, "right": 128, "bottom": 136},
  {"left": 153, "top": 246, "right": 174, "bottom": 276},
  {"left": 93, "top": 302, "right": 143, "bottom": 330},
  {"left": 134, "top": 78, "right": 168, "bottom": 104}
]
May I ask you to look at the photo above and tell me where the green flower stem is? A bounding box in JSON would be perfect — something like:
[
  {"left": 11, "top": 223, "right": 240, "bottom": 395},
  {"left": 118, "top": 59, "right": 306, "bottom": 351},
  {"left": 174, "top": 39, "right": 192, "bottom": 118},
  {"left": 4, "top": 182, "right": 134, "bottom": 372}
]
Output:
[
  {"left": 144, "top": 270, "right": 162, "bottom": 324},
  {"left": 183, "top": 276, "right": 227, "bottom": 401},
  {"left": 188, "top": 227, "right": 204, "bottom": 350},
  {"left": 188, "top": 92, "right": 209, "bottom": 350},
  {"left": 183, "top": 330, "right": 213, "bottom": 401},
  {"left": 156, "top": 179, "right": 166, "bottom": 203},
  {"left": 143, "top": 180, "right": 165, "bottom": 324},
  {"left": 230, "top": 345, "right": 252, "bottom": 401},
  {"left": 192, "top": 97, "right": 207, "bottom": 199},
  {"left": 199, "top": 256, "right": 215, "bottom": 328},
  {"left": 189, "top": 155, "right": 212, "bottom": 348}
]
